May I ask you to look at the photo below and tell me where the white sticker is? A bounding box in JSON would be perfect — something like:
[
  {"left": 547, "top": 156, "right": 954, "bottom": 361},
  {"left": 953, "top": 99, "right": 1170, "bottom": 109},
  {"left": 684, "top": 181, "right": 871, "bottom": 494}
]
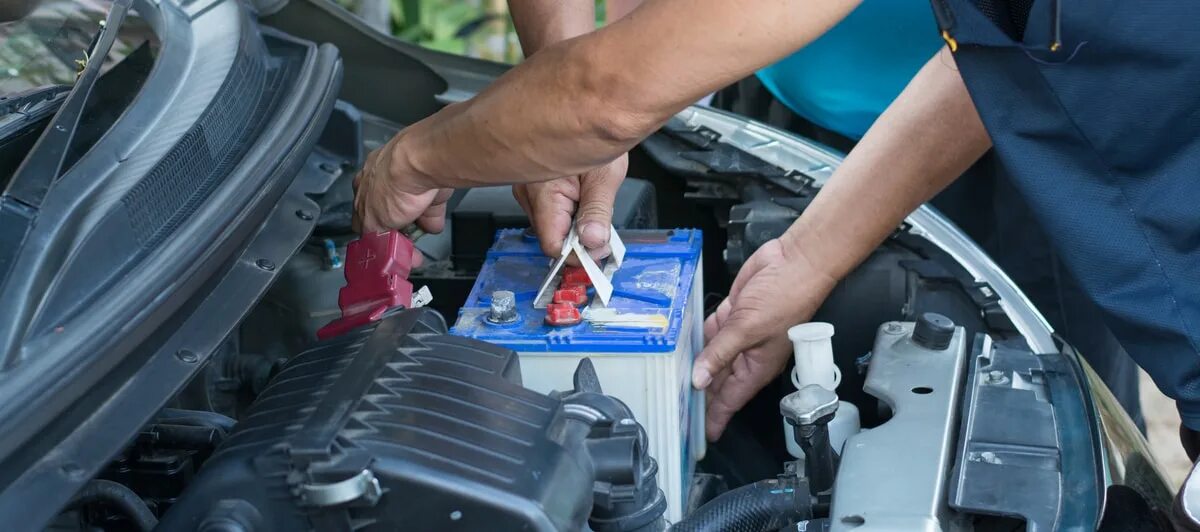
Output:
[{"left": 411, "top": 286, "right": 433, "bottom": 308}]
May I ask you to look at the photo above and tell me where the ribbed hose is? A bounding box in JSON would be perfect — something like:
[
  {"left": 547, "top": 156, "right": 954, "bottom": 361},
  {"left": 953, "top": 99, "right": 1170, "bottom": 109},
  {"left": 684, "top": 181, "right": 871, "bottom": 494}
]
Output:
[
  {"left": 670, "top": 479, "right": 806, "bottom": 532},
  {"left": 65, "top": 479, "right": 158, "bottom": 532}
]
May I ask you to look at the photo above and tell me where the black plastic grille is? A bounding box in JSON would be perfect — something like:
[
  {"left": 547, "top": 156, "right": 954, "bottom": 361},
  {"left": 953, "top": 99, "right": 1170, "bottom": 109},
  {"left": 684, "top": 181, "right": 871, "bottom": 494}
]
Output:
[{"left": 122, "top": 27, "right": 288, "bottom": 248}]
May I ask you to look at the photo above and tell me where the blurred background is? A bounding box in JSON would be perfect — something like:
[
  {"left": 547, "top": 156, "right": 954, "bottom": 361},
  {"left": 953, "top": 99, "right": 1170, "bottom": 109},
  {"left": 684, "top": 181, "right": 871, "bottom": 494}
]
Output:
[{"left": 336, "top": 0, "right": 603, "bottom": 63}]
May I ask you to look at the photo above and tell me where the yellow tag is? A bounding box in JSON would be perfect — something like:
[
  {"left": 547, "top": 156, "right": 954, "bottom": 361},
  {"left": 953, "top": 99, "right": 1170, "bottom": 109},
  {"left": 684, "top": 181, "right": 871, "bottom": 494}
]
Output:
[{"left": 941, "top": 30, "right": 959, "bottom": 52}]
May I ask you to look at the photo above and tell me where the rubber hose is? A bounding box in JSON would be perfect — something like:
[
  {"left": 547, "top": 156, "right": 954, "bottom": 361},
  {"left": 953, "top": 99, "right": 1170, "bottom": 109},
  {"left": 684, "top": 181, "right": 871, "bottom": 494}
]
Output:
[
  {"left": 66, "top": 479, "right": 158, "bottom": 532},
  {"left": 670, "top": 479, "right": 803, "bottom": 532}
]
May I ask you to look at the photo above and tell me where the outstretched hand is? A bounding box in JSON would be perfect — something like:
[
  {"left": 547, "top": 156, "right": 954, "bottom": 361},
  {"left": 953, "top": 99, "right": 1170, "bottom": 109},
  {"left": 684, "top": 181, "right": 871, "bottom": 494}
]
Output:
[{"left": 694, "top": 237, "right": 838, "bottom": 441}]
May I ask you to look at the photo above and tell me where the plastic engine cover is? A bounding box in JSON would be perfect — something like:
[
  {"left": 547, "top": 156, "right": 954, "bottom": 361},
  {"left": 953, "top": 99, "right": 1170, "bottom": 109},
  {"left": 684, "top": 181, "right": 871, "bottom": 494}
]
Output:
[{"left": 160, "top": 309, "right": 609, "bottom": 531}]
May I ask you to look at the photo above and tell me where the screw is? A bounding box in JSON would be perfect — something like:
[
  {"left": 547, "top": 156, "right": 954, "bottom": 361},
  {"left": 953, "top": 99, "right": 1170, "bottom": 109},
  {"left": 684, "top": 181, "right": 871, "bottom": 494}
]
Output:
[
  {"left": 487, "top": 291, "right": 518, "bottom": 324},
  {"left": 295, "top": 209, "right": 314, "bottom": 221},
  {"left": 987, "top": 370, "right": 1007, "bottom": 384},
  {"left": 884, "top": 323, "right": 904, "bottom": 334},
  {"left": 255, "top": 259, "right": 276, "bottom": 271},
  {"left": 450, "top": 511, "right": 463, "bottom": 521},
  {"left": 319, "top": 162, "right": 338, "bottom": 173},
  {"left": 176, "top": 349, "right": 198, "bottom": 364}
]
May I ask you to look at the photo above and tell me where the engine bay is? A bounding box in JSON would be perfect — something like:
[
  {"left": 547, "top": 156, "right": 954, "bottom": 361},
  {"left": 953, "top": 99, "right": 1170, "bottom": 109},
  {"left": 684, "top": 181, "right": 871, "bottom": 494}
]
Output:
[{"left": 33, "top": 97, "right": 1109, "bottom": 532}]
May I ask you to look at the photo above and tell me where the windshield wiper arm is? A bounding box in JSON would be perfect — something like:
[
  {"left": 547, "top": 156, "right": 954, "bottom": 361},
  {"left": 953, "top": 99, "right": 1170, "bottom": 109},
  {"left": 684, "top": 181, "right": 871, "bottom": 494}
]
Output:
[{"left": 4, "top": 0, "right": 134, "bottom": 207}]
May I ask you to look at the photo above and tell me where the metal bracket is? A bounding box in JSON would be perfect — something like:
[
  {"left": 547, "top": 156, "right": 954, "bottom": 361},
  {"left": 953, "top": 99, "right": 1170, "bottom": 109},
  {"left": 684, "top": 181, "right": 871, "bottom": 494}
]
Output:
[{"left": 297, "top": 469, "right": 382, "bottom": 508}]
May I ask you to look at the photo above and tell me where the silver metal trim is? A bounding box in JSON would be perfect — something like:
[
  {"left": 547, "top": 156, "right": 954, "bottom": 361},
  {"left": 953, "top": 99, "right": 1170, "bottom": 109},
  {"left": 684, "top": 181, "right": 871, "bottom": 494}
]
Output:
[
  {"left": 830, "top": 322, "right": 969, "bottom": 532},
  {"left": 297, "top": 469, "right": 383, "bottom": 508}
]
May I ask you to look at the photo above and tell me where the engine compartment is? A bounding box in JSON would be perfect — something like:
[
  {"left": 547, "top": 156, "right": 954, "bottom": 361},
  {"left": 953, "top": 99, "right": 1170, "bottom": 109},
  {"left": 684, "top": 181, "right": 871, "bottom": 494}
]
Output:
[{"left": 47, "top": 98, "right": 1104, "bottom": 532}]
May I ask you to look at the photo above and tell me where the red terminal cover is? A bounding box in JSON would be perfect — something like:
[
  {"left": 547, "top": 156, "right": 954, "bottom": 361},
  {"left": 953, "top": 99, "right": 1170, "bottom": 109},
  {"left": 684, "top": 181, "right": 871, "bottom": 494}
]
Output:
[
  {"left": 545, "top": 302, "right": 583, "bottom": 326},
  {"left": 553, "top": 283, "right": 589, "bottom": 306},
  {"left": 562, "top": 265, "right": 591, "bottom": 287},
  {"left": 316, "top": 230, "right": 416, "bottom": 340}
]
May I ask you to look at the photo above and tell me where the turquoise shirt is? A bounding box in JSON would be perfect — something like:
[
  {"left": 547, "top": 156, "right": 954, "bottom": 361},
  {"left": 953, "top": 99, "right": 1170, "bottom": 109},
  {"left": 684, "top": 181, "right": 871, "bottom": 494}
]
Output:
[{"left": 756, "top": 2, "right": 943, "bottom": 140}]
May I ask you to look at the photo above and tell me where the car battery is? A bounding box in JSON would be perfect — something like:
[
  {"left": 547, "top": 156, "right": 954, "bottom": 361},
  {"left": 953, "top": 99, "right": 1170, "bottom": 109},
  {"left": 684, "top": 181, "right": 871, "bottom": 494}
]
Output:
[{"left": 451, "top": 228, "right": 705, "bottom": 523}]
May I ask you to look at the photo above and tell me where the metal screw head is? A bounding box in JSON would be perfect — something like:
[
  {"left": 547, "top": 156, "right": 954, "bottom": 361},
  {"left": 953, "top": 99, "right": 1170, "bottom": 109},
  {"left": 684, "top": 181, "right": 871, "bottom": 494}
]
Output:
[
  {"left": 295, "top": 209, "right": 314, "bottom": 221},
  {"left": 987, "top": 370, "right": 1007, "bottom": 384},
  {"left": 780, "top": 384, "right": 840, "bottom": 426},
  {"left": 255, "top": 258, "right": 276, "bottom": 271},
  {"left": 487, "top": 291, "right": 518, "bottom": 324},
  {"left": 176, "top": 349, "right": 198, "bottom": 363}
]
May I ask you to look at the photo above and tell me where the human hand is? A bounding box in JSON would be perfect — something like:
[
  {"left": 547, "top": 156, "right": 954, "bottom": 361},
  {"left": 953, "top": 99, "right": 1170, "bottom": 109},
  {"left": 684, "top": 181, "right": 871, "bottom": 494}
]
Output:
[
  {"left": 353, "top": 130, "right": 453, "bottom": 234},
  {"left": 512, "top": 153, "right": 627, "bottom": 261},
  {"left": 693, "top": 237, "right": 839, "bottom": 441}
]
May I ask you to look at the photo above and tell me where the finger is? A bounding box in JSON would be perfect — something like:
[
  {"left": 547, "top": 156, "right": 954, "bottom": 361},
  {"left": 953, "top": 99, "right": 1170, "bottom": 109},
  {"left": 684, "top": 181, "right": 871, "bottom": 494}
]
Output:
[
  {"left": 415, "top": 188, "right": 454, "bottom": 234},
  {"left": 575, "top": 163, "right": 625, "bottom": 259},
  {"left": 411, "top": 247, "right": 425, "bottom": 269},
  {"left": 705, "top": 354, "right": 774, "bottom": 441},
  {"left": 513, "top": 185, "right": 532, "bottom": 220},
  {"left": 530, "top": 180, "right": 578, "bottom": 258},
  {"left": 693, "top": 313, "right": 749, "bottom": 390}
]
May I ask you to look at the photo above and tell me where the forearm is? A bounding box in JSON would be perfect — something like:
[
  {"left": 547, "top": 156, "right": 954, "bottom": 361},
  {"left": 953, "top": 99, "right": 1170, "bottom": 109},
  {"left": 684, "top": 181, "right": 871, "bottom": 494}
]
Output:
[
  {"left": 509, "top": 0, "right": 594, "bottom": 54},
  {"left": 396, "top": 0, "right": 861, "bottom": 192},
  {"left": 782, "top": 48, "right": 991, "bottom": 283}
]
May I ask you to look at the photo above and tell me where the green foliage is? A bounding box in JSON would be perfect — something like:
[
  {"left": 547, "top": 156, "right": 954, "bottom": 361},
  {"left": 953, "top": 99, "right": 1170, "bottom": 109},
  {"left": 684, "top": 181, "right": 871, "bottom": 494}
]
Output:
[{"left": 366, "top": 0, "right": 607, "bottom": 61}]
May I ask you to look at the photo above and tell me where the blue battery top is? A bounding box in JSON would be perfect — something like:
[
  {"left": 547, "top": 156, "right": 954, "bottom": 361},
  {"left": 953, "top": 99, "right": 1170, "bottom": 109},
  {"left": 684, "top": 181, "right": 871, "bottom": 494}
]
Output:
[{"left": 451, "top": 229, "right": 703, "bottom": 353}]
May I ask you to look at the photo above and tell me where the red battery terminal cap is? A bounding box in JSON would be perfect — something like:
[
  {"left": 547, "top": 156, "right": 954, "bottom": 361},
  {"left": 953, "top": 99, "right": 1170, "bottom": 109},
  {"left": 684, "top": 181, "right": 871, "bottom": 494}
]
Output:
[
  {"left": 553, "top": 283, "right": 589, "bottom": 306},
  {"left": 316, "top": 230, "right": 417, "bottom": 340},
  {"left": 545, "top": 302, "right": 583, "bottom": 326},
  {"left": 562, "top": 265, "right": 591, "bottom": 287}
]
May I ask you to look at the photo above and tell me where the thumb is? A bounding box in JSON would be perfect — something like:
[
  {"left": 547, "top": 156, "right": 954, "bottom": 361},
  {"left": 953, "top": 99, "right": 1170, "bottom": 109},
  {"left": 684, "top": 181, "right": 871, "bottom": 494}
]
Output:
[{"left": 575, "top": 159, "right": 625, "bottom": 260}]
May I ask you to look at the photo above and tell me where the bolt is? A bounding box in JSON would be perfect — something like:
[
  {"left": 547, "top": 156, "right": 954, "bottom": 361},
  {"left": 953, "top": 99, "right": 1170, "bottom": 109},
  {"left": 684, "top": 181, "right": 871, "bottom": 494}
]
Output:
[
  {"left": 255, "top": 258, "right": 276, "bottom": 272},
  {"left": 487, "top": 291, "right": 518, "bottom": 324},
  {"left": 176, "top": 349, "right": 198, "bottom": 364},
  {"left": 987, "top": 370, "right": 1006, "bottom": 384},
  {"left": 884, "top": 323, "right": 904, "bottom": 335},
  {"left": 295, "top": 209, "right": 314, "bottom": 221},
  {"left": 450, "top": 511, "right": 462, "bottom": 521}
]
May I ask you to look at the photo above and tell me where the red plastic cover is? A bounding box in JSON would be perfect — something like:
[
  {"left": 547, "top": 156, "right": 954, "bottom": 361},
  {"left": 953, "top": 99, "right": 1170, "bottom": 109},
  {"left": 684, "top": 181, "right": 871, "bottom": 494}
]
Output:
[{"left": 316, "top": 230, "right": 416, "bottom": 340}]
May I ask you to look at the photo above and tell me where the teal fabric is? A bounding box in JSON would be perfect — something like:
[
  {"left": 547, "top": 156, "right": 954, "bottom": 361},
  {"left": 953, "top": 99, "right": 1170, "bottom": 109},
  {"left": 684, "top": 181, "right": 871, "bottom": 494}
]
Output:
[{"left": 756, "top": 2, "right": 943, "bottom": 140}]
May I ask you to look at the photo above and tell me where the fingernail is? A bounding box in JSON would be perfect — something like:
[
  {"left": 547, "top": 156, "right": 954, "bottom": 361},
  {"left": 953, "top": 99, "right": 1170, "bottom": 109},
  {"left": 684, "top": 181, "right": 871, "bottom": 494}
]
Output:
[
  {"left": 580, "top": 222, "right": 607, "bottom": 246},
  {"left": 692, "top": 366, "right": 712, "bottom": 389}
]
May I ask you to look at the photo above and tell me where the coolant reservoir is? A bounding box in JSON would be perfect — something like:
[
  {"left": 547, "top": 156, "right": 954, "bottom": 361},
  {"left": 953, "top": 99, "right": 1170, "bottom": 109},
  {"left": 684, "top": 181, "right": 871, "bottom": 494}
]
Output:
[{"left": 783, "top": 322, "right": 861, "bottom": 458}]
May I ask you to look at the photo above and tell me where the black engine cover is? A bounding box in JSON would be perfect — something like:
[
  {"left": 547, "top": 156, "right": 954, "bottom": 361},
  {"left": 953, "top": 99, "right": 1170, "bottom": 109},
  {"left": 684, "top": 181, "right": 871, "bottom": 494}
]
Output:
[{"left": 159, "top": 309, "right": 598, "bottom": 531}]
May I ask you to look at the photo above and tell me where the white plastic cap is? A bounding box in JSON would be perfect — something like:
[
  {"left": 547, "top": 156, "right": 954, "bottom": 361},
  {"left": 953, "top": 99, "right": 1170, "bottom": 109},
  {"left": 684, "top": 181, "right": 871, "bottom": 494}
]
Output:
[{"left": 788, "top": 322, "right": 839, "bottom": 390}]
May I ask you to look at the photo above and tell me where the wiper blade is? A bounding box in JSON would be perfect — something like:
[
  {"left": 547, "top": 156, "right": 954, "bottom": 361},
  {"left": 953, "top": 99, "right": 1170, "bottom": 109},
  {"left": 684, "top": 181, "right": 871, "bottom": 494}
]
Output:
[
  {"left": 0, "top": 85, "right": 71, "bottom": 118},
  {"left": 4, "top": 0, "right": 134, "bottom": 206}
]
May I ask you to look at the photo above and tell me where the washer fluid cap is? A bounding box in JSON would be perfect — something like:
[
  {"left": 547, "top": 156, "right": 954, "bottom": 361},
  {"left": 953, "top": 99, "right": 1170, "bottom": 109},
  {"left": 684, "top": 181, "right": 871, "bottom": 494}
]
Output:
[
  {"left": 913, "top": 312, "right": 955, "bottom": 350},
  {"left": 788, "top": 322, "right": 835, "bottom": 343},
  {"left": 788, "top": 322, "right": 837, "bottom": 391}
]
